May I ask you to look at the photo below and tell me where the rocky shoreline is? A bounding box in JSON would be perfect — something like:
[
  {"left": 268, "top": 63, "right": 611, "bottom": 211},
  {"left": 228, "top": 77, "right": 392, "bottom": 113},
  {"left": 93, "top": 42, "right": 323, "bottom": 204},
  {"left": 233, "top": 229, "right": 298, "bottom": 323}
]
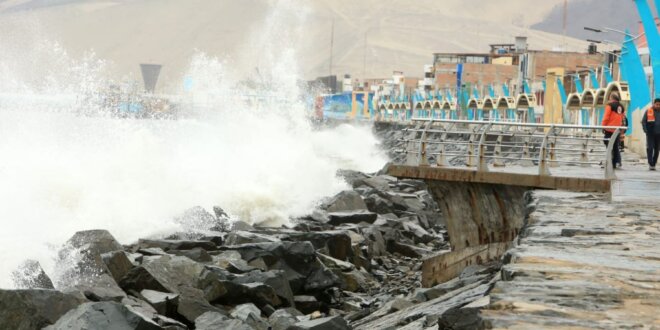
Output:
[{"left": 0, "top": 165, "right": 510, "bottom": 330}]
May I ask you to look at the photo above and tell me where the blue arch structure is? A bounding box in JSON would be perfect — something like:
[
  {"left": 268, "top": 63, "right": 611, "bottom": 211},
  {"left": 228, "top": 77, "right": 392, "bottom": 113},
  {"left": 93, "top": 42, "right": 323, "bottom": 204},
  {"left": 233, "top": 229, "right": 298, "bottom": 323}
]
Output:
[
  {"left": 635, "top": 0, "right": 660, "bottom": 97},
  {"left": 620, "top": 30, "right": 652, "bottom": 133}
]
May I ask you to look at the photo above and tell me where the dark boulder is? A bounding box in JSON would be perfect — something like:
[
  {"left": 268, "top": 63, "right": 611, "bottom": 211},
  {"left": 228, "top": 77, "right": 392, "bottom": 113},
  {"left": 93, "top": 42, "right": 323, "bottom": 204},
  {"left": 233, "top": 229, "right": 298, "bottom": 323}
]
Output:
[
  {"left": 119, "top": 266, "right": 170, "bottom": 293},
  {"left": 283, "top": 231, "right": 353, "bottom": 261},
  {"left": 139, "top": 255, "right": 205, "bottom": 293},
  {"left": 304, "top": 267, "right": 340, "bottom": 292},
  {"left": 293, "top": 295, "right": 320, "bottom": 315},
  {"left": 222, "top": 241, "right": 339, "bottom": 294},
  {"left": 177, "top": 286, "right": 227, "bottom": 324},
  {"left": 327, "top": 211, "right": 377, "bottom": 226},
  {"left": 232, "top": 270, "right": 295, "bottom": 307},
  {"left": 140, "top": 289, "right": 179, "bottom": 316},
  {"left": 362, "top": 176, "right": 392, "bottom": 191},
  {"left": 101, "top": 250, "right": 135, "bottom": 283},
  {"left": 361, "top": 227, "right": 386, "bottom": 257},
  {"left": 170, "top": 248, "right": 213, "bottom": 263},
  {"left": 225, "top": 231, "right": 280, "bottom": 245},
  {"left": 136, "top": 239, "right": 216, "bottom": 252},
  {"left": 0, "top": 289, "right": 87, "bottom": 329},
  {"left": 203, "top": 280, "right": 282, "bottom": 308},
  {"left": 77, "top": 273, "right": 127, "bottom": 302},
  {"left": 364, "top": 194, "right": 395, "bottom": 214}
]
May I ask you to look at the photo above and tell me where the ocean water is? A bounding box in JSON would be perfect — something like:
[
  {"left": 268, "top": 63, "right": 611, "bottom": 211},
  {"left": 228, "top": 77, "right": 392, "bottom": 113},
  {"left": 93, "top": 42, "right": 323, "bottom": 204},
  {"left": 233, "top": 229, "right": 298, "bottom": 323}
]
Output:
[{"left": 0, "top": 0, "right": 387, "bottom": 288}]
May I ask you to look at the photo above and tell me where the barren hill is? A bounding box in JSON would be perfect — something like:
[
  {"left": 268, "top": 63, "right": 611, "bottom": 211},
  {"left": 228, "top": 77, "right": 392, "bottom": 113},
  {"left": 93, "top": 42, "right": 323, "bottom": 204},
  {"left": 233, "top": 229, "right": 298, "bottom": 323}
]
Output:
[{"left": 0, "top": 0, "right": 607, "bottom": 89}]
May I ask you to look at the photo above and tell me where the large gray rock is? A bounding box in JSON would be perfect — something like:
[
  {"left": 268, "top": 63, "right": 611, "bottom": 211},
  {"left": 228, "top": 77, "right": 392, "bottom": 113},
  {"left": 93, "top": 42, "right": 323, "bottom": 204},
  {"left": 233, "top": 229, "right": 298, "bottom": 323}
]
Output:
[
  {"left": 0, "top": 289, "right": 87, "bottom": 330},
  {"left": 364, "top": 194, "right": 395, "bottom": 214},
  {"left": 137, "top": 239, "right": 216, "bottom": 252},
  {"left": 288, "top": 315, "right": 350, "bottom": 330},
  {"left": 363, "top": 176, "right": 392, "bottom": 191},
  {"left": 222, "top": 241, "right": 340, "bottom": 294},
  {"left": 119, "top": 266, "right": 170, "bottom": 293},
  {"left": 170, "top": 248, "right": 213, "bottom": 262},
  {"left": 225, "top": 231, "right": 280, "bottom": 245},
  {"left": 75, "top": 273, "right": 127, "bottom": 302},
  {"left": 233, "top": 270, "right": 295, "bottom": 307},
  {"left": 177, "top": 286, "right": 227, "bottom": 324},
  {"left": 120, "top": 297, "right": 188, "bottom": 329},
  {"left": 10, "top": 260, "right": 54, "bottom": 289},
  {"left": 268, "top": 308, "right": 303, "bottom": 330},
  {"left": 195, "top": 311, "right": 252, "bottom": 330},
  {"left": 44, "top": 301, "right": 163, "bottom": 330},
  {"left": 361, "top": 227, "right": 386, "bottom": 257},
  {"left": 283, "top": 231, "right": 353, "bottom": 261},
  {"left": 203, "top": 280, "right": 282, "bottom": 308},
  {"left": 59, "top": 230, "right": 127, "bottom": 301},
  {"left": 66, "top": 230, "right": 124, "bottom": 262},
  {"left": 140, "top": 289, "right": 179, "bottom": 316},
  {"left": 118, "top": 255, "right": 206, "bottom": 304},
  {"left": 101, "top": 250, "right": 134, "bottom": 283},
  {"left": 231, "top": 303, "right": 269, "bottom": 330},
  {"left": 323, "top": 190, "right": 368, "bottom": 213}
]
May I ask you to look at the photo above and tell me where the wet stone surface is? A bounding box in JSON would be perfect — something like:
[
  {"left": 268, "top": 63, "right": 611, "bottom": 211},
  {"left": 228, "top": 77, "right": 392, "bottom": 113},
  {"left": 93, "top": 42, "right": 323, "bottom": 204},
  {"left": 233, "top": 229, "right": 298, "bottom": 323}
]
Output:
[{"left": 479, "top": 190, "right": 660, "bottom": 329}]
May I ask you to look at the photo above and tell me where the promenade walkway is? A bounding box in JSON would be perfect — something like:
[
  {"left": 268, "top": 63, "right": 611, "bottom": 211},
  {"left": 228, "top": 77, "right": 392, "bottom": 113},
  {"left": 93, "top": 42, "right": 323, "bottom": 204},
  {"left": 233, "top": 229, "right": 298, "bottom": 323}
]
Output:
[{"left": 479, "top": 151, "right": 660, "bottom": 329}]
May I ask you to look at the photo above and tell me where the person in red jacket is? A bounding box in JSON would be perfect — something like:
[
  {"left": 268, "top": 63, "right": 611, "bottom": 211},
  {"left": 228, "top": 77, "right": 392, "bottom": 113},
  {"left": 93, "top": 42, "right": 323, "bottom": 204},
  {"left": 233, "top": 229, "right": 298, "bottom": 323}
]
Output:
[
  {"left": 642, "top": 98, "right": 660, "bottom": 170},
  {"left": 601, "top": 93, "right": 625, "bottom": 169}
]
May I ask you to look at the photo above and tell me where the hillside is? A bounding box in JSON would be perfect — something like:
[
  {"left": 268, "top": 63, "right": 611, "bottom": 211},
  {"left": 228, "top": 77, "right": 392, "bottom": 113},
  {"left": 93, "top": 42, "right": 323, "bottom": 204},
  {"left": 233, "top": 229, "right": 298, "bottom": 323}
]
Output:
[
  {"left": 0, "top": 0, "right": 609, "bottom": 90},
  {"left": 532, "top": 0, "right": 640, "bottom": 41}
]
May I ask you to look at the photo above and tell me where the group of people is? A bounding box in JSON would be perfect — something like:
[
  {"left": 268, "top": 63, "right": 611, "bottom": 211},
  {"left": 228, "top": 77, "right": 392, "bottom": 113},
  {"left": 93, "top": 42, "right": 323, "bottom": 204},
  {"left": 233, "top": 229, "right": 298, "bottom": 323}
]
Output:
[{"left": 601, "top": 93, "right": 660, "bottom": 171}]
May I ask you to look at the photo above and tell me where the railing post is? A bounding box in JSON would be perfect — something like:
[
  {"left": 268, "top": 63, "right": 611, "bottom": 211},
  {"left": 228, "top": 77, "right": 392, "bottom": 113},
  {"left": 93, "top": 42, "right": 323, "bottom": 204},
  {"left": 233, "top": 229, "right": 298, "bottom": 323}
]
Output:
[
  {"left": 404, "top": 124, "right": 420, "bottom": 166},
  {"left": 538, "top": 125, "right": 554, "bottom": 176},
  {"left": 549, "top": 132, "right": 558, "bottom": 168},
  {"left": 418, "top": 120, "right": 432, "bottom": 166},
  {"left": 477, "top": 123, "right": 493, "bottom": 172},
  {"left": 437, "top": 129, "right": 449, "bottom": 167},
  {"left": 520, "top": 129, "right": 535, "bottom": 166},
  {"left": 604, "top": 128, "right": 620, "bottom": 180},
  {"left": 467, "top": 124, "right": 482, "bottom": 167},
  {"left": 580, "top": 129, "right": 592, "bottom": 167}
]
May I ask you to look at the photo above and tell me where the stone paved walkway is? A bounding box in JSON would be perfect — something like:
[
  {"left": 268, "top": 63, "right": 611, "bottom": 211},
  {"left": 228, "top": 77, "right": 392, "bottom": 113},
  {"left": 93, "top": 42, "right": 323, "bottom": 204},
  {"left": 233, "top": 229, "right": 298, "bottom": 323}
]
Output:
[{"left": 479, "top": 187, "right": 660, "bottom": 329}]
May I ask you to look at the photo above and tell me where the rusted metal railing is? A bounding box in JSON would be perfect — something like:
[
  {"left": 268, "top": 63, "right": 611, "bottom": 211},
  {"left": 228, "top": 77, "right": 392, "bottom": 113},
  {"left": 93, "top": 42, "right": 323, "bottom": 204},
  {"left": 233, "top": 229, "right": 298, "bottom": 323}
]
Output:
[{"left": 395, "top": 118, "right": 627, "bottom": 180}]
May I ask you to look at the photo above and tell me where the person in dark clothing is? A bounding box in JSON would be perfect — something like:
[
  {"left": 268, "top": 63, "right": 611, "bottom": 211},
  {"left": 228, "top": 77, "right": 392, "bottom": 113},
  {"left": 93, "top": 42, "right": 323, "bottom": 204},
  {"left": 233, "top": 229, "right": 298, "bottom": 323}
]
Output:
[
  {"left": 642, "top": 98, "right": 660, "bottom": 170},
  {"left": 601, "top": 93, "right": 625, "bottom": 169}
]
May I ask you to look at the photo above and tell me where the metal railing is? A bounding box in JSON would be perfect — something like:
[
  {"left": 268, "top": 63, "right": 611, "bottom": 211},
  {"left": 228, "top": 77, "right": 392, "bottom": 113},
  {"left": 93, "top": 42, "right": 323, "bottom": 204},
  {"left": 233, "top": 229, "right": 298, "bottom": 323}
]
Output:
[{"left": 394, "top": 118, "right": 628, "bottom": 179}]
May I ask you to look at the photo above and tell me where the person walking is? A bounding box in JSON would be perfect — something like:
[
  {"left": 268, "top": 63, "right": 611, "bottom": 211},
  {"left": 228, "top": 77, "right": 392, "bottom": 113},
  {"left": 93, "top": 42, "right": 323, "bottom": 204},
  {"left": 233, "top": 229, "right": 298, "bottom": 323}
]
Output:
[
  {"left": 601, "top": 93, "right": 625, "bottom": 169},
  {"left": 642, "top": 98, "right": 660, "bottom": 170}
]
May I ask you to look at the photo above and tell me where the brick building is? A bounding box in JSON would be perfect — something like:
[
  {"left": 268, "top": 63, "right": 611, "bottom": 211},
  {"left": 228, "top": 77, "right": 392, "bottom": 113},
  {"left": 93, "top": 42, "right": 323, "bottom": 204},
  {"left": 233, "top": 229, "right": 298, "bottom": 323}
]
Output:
[{"left": 432, "top": 37, "right": 606, "bottom": 94}]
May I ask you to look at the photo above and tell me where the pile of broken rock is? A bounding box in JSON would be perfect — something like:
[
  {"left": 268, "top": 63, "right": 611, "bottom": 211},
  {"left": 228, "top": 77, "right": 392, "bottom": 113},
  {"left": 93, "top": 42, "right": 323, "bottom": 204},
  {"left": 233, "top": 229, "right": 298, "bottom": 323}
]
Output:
[{"left": 1, "top": 170, "right": 499, "bottom": 330}]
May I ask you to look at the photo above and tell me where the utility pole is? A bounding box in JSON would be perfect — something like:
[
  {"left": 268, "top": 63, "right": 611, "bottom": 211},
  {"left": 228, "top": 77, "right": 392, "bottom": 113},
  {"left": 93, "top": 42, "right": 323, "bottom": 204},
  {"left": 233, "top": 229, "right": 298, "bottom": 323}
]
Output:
[
  {"left": 363, "top": 31, "right": 368, "bottom": 81},
  {"left": 562, "top": 0, "right": 568, "bottom": 51},
  {"left": 329, "top": 19, "right": 335, "bottom": 77}
]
